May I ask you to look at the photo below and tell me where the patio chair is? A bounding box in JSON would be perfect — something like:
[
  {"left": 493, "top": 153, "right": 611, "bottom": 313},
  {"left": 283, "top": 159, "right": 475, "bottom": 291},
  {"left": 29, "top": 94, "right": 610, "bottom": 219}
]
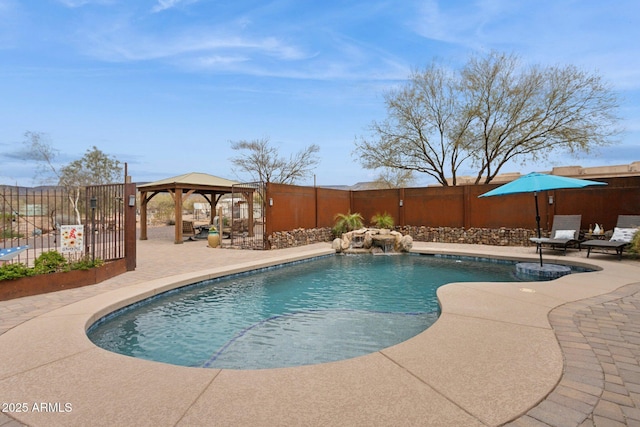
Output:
[
  {"left": 529, "top": 214, "right": 582, "bottom": 255},
  {"left": 582, "top": 215, "right": 640, "bottom": 260},
  {"left": 182, "top": 220, "right": 210, "bottom": 240},
  {"left": 182, "top": 220, "right": 197, "bottom": 239}
]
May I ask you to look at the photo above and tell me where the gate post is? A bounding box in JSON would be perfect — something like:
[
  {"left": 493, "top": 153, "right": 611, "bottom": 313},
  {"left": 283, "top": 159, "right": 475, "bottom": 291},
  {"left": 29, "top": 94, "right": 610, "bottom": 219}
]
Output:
[{"left": 124, "top": 182, "right": 137, "bottom": 271}]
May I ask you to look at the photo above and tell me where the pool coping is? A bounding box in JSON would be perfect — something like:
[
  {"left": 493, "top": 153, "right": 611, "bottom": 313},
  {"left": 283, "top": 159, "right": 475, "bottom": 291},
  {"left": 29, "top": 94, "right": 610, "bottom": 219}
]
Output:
[{"left": 1, "top": 243, "right": 639, "bottom": 426}]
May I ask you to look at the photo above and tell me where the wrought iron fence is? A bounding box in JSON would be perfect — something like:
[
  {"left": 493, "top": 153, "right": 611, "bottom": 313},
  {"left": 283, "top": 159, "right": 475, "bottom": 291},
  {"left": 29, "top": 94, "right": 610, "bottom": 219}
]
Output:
[
  {"left": 85, "top": 184, "right": 126, "bottom": 261},
  {"left": 220, "top": 182, "right": 266, "bottom": 250},
  {"left": 1, "top": 184, "right": 127, "bottom": 266}
]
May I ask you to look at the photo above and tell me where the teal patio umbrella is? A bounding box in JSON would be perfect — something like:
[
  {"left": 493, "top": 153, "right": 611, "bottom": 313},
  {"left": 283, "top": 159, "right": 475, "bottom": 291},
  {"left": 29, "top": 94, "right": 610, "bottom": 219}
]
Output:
[{"left": 479, "top": 172, "right": 607, "bottom": 266}]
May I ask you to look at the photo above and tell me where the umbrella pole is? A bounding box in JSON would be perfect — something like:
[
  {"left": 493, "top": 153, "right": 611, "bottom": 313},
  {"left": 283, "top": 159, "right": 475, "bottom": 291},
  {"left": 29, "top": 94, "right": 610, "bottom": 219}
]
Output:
[{"left": 534, "top": 192, "right": 543, "bottom": 267}]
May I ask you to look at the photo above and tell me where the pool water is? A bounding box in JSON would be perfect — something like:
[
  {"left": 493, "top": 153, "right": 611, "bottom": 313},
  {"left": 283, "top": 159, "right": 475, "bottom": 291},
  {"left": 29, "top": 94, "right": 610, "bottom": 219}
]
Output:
[{"left": 88, "top": 254, "right": 534, "bottom": 369}]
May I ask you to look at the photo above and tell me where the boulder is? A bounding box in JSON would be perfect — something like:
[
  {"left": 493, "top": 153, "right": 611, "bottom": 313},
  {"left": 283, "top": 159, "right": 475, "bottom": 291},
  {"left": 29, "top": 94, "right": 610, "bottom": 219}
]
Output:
[
  {"left": 399, "top": 235, "right": 413, "bottom": 252},
  {"left": 341, "top": 236, "right": 350, "bottom": 250},
  {"left": 363, "top": 231, "right": 373, "bottom": 249}
]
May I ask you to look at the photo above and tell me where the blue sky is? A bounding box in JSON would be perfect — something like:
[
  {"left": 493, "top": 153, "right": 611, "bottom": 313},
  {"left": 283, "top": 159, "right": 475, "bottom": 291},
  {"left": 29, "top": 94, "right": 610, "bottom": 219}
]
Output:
[{"left": 1, "top": 0, "right": 639, "bottom": 187}]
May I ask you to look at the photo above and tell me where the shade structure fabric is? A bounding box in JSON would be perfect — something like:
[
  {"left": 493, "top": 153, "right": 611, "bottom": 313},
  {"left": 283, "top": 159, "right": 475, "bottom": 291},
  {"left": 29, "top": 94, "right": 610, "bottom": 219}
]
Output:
[
  {"left": 478, "top": 172, "right": 607, "bottom": 267},
  {"left": 478, "top": 172, "right": 607, "bottom": 198}
]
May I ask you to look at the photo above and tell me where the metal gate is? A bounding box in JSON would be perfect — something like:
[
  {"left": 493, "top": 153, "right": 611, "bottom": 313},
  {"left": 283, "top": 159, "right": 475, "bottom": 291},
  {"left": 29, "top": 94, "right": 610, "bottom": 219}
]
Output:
[
  {"left": 85, "top": 184, "right": 126, "bottom": 261},
  {"left": 221, "top": 182, "right": 266, "bottom": 250}
]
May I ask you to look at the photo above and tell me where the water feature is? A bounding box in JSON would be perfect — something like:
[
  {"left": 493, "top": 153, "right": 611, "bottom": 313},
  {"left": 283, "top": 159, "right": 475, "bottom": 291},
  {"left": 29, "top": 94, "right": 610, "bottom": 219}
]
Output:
[
  {"left": 333, "top": 228, "right": 413, "bottom": 253},
  {"left": 371, "top": 234, "right": 397, "bottom": 253}
]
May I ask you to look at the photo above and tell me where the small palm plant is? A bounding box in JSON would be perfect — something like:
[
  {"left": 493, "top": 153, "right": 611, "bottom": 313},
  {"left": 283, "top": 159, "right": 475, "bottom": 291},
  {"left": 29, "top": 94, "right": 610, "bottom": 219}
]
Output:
[
  {"left": 371, "top": 212, "right": 394, "bottom": 229},
  {"left": 332, "top": 212, "right": 364, "bottom": 237}
]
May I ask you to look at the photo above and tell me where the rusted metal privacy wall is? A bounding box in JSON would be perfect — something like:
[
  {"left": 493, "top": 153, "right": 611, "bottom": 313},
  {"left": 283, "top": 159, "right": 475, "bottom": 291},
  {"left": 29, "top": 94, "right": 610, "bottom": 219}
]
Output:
[
  {"left": 265, "top": 177, "right": 640, "bottom": 235},
  {"left": 1, "top": 183, "right": 136, "bottom": 268},
  {"left": 264, "top": 183, "right": 351, "bottom": 233},
  {"left": 224, "top": 182, "right": 266, "bottom": 250}
]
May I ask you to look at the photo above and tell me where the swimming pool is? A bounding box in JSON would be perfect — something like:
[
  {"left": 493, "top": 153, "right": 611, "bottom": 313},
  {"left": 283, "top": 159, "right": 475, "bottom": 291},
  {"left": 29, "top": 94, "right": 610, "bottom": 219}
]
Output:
[{"left": 88, "top": 254, "right": 543, "bottom": 369}]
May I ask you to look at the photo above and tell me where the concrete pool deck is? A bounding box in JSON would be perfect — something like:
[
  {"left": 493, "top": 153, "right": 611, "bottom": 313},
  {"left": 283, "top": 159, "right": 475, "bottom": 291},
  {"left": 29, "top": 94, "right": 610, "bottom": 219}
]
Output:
[{"left": 1, "top": 232, "right": 639, "bottom": 426}]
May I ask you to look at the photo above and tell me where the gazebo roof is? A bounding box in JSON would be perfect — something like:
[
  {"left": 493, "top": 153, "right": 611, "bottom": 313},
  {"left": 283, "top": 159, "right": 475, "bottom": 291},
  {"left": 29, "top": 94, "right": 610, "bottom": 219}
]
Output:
[{"left": 138, "top": 172, "right": 240, "bottom": 191}]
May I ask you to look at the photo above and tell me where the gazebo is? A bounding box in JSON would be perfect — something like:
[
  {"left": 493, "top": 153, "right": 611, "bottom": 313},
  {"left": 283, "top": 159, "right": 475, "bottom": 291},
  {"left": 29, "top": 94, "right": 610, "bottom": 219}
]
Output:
[{"left": 137, "top": 172, "right": 255, "bottom": 244}]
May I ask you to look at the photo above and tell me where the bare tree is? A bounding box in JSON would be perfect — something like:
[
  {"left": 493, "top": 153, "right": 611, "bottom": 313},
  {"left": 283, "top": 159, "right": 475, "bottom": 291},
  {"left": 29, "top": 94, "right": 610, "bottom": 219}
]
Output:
[
  {"left": 21, "top": 131, "right": 61, "bottom": 184},
  {"left": 356, "top": 51, "right": 620, "bottom": 185},
  {"left": 462, "top": 52, "right": 620, "bottom": 184},
  {"left": 371, "top": 168, "right": 416, "bottom": 189},
  {"left": 230, "top": 137, "right": 320, "bottom": 184},
  {"left": 355, "top": 64, "right": 473, "bottom": 186}
]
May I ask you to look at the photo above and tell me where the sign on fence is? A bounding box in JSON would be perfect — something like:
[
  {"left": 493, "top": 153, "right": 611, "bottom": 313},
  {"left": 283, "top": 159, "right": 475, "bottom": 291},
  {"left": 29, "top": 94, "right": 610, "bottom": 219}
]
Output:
[{"left": 60, "top": 225, "right": 84, "bottom": 254}]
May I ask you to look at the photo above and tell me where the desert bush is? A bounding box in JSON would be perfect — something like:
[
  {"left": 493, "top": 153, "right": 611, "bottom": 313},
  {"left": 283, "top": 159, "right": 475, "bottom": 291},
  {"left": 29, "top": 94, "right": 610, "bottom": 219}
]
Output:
[
  {"left": 629, "top": 229, "right": 640, "bottom": 255},
  {"left": 371, "top": 212, "right": 394, "bottom": 229},
  {"left": 332, "top": 212, "right": 364, "bottom": 237}
]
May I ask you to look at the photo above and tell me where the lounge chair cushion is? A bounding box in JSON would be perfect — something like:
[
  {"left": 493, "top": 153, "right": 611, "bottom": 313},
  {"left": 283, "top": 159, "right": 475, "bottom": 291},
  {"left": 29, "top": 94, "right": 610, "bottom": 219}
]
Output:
[
  {"left": 554, "top": 229, "right": 575, "bottom": 240},
  {"left": 610, "top": 227, "right": 638, "bottom": 243}
]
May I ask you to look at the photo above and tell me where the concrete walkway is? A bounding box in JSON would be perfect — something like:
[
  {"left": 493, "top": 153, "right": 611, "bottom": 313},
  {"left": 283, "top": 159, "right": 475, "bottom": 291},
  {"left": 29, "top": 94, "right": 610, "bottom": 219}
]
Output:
[{"left": 1, "top": 229, "right": 639, "bottom": 426}]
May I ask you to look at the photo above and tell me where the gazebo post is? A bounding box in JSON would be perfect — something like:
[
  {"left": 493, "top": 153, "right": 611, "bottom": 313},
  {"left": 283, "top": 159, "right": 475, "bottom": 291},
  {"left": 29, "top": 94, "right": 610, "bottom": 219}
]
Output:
[
  {"left": 140, "top": 190, "right": 148, "bottom": 240},
  {"left": 209, "top": 192, "right": 216, "bottom": 226},
  {"left": 174, "top": 188, "right": 183, "bottom": 244}
]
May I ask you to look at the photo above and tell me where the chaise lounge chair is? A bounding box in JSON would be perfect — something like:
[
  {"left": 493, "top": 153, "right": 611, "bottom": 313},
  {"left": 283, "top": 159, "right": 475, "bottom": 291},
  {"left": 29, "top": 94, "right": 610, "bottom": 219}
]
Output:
[
  {"left": 582, "top": 215, "right": 640, "bottom": 260},
  {"left": 529, "top": 214, "right": 582, "bottom": 255}
]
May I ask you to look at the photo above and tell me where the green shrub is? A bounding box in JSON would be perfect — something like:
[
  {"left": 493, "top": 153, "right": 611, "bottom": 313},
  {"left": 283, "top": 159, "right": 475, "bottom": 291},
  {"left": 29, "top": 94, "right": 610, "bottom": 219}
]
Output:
[
  {"left": 0, "top": 262, "right": 33, "bottom": 281},
  {"left": 332, "top": 212, "right": 364, "bottom": 237},
  {"left": 0, "top": 251, "right": 105, "bottom": 281},
  {"left": 629, "top": 229, "right": 640, "bottom": 255},
  {"left": 71, "top": 256, "right": 104, "bottom": 270},
  {"left": 33, "top": 251, "right": 70, "bottom": 274},
  {"left": 1, "top": 229, "right": 24, "bottom": 239},
  {"left": 371, "top": 212, "right": 394, "bottom": 229}
]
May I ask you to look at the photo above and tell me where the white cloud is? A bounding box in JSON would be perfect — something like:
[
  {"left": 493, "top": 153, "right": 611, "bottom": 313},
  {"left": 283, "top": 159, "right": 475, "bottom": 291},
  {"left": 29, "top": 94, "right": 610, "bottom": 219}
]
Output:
[
  {"left": 195, "top": 54, "right": 249, "bottom": 67},
  {"left": 86, "top": 30, "right": 310, "bottom": 65},
  {"left": 77, "top": 20, "right": 405, "bottom": 81},
  {"left": 151, "top": 0, "right": 200, "bottom": 13},
  {"left": 411, "top": 0, "right": 511, "bottom": 49},
  {"left": 409, "top": 0, "right": 640, "bottom": 91},
  {"left": 56, "top": 0, "right": 114, "bottom": 7}
]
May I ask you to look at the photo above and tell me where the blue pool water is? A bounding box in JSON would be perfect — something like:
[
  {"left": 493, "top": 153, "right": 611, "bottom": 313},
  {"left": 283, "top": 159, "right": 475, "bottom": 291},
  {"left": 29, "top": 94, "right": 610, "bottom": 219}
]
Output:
[{"left": 88, "top": 254, "right": 542, "bottom": 369}]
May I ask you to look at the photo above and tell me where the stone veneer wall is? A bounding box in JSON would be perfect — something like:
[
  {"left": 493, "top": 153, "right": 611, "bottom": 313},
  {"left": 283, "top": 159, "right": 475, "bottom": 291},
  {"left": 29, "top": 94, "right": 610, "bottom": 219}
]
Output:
[
  {"left": 268, "top": 228, "right": 335, "bottom": 249},
  {"left": 267, "top": 226, "right": 540, "bottom": 249},
  {"left": 396, "top": 226, "right": 539, "bottom": 246}
]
